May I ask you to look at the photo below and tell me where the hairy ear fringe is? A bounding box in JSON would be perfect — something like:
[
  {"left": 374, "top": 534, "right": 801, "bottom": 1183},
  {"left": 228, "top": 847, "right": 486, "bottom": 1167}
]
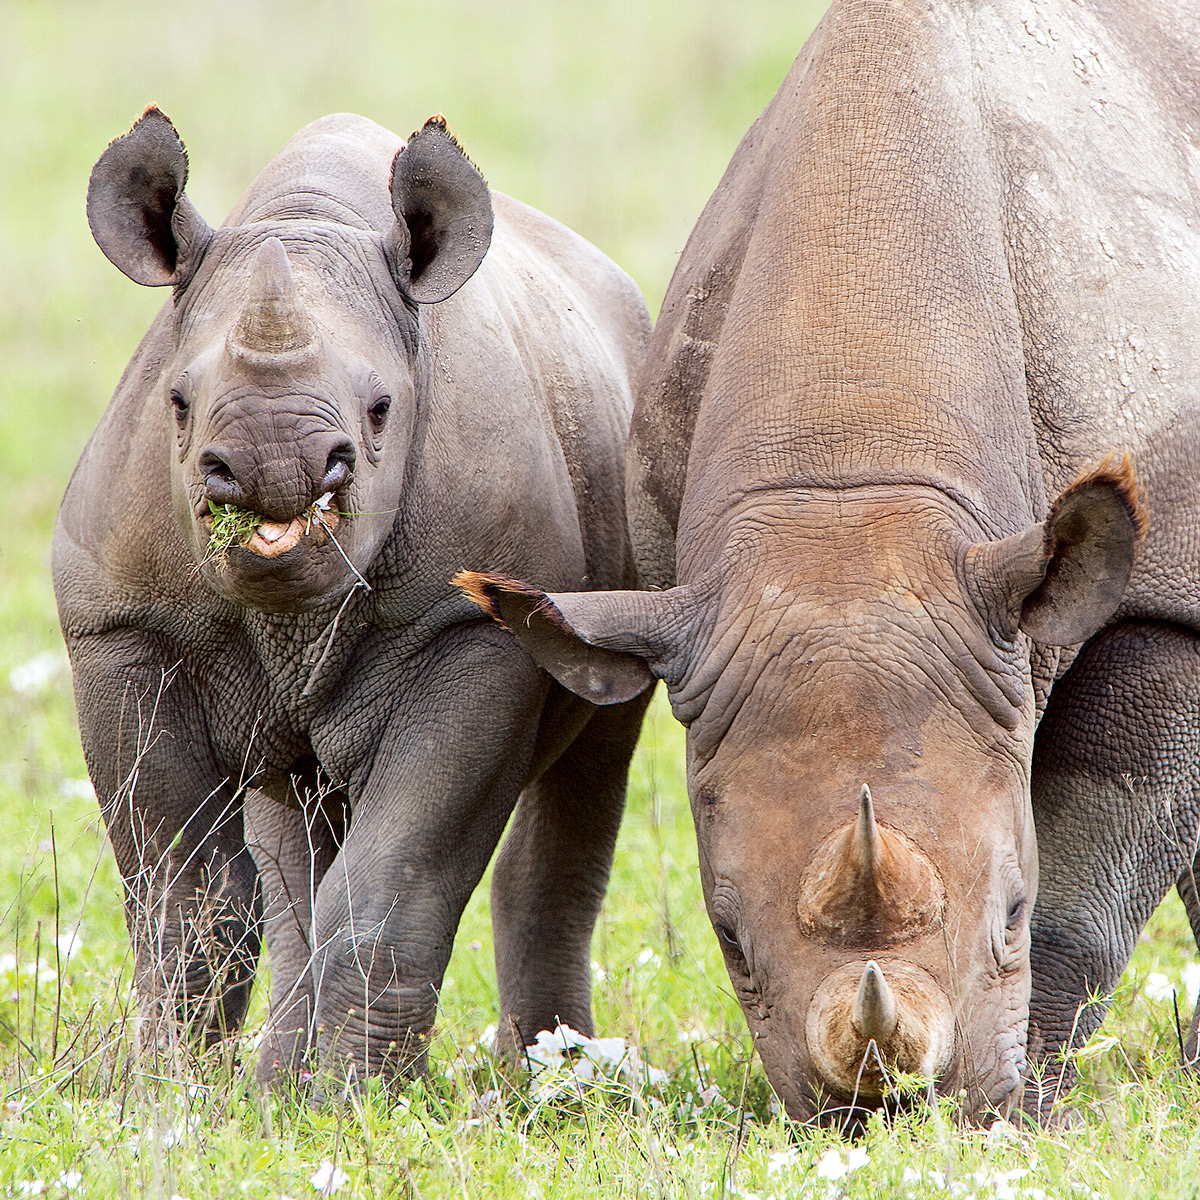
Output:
[
  {"left": 452, "top": 570, "right": 560, "bottom": 631},
  {"left": 398, "top": 115, "right": 488, "bottom": 185},
  {"left": 1049, "top": 451, "right": 1148, "bottom": 547}
]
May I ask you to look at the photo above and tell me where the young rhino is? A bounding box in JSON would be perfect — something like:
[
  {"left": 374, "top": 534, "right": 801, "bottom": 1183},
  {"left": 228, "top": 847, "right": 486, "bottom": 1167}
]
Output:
[
  {"left": 461, "top": 0, "right": 1200, "bottom": 1127},
  {"left": 55, "top": 107, "right": 650, "bottom": 1087}
]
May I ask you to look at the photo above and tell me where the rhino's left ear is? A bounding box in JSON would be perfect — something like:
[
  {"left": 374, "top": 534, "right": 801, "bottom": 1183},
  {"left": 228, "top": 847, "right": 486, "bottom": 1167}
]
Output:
[
  {"left": 970, "top": 454, "right": 1147, "bottom": 647},
  {"left": 86, "top": 106, "right": 213, "bottom": 288},
  {"left": 388, "top": 116, "right": 494, "bottom": 304},
  {"left": 453, "top": 572, "right": 695, "bottom": 705}
]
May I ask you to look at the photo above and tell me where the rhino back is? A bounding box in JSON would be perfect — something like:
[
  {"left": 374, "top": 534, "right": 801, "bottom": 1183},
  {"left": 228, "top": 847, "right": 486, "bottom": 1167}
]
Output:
[
  {"left": 410, "top": 191, "right": 648, "bottom": 594},
  {"left": 973, "top": 0, "right": 1200, "bottom": 625},
  {"left": 634, "top": 0, "right": 1200, "bottom": 625}
]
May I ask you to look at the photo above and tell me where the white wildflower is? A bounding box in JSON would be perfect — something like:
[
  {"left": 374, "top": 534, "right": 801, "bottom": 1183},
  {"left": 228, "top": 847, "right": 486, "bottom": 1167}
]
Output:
[
  {"left": 815, "top": 1149, "right": 850, "bottom": 1181},
  {"left": 57, "top": 931, "right": 83, "bottom": 962},
  {"left": 56, "top": 1172, "right": 82, "bottom": 1191},
  {"left": 767, "top": 1148, "right": 801, "bottom": 1175},
  {"left": 9, "top": 650, "right": 67, "bottom": 694},
  {"left": 1184, "top": 962, "right": 1200, "bottom": 1004},
  {"left": 469, "top": 1089, "right": 501, "bottom": 1118},
  {"left": 636, "top": 947, "right": 661, "bottom": 968},
  {"left": 1144, "top": 971, "right": 1174, "bottom": 1001},
  {"left": 310, "top": 1161, "right": 349, "bottom": 1194},
  {"left": 16, "top": 1181, "right": 46, "bottom": 1196},
  {"left": 985, "top": 1117, "right": 1021, "bottom": 1146}
]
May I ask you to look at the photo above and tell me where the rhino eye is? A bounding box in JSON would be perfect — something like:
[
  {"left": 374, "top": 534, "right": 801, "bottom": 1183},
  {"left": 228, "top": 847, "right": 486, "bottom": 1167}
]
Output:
[
  {"left": 1006, "top": 897, "right": 1027, "bottom": 932},
  {"left": 714, "top": 922, "right": 748, "bottom": 971},
  {"left": 368, "top": 396, "right": 391, "bottom": 432},
  {"left": 170, "top": 388, "right": 190, "bottom": 423}
]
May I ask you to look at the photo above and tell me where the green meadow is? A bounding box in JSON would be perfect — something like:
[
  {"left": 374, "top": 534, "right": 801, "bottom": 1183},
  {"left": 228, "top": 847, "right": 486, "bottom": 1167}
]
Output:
[{"left": 3, "top": 1, "right": 1200, "bottom": 1195}]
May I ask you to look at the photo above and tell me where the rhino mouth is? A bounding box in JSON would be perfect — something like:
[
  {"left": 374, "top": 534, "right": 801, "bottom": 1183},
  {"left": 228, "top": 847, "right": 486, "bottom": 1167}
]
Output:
[{"left": 202, "top": 492, "right": 344, "bottom": 563}]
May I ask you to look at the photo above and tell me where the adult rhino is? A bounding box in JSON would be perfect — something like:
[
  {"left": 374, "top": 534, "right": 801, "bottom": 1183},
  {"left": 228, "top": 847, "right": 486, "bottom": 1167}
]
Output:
[
  {"left": 460, "top": 0, "right": 1200, "bottom": 1123},
  {"left": 55, "top": 108, "right": 650, "bottom": 1087}
]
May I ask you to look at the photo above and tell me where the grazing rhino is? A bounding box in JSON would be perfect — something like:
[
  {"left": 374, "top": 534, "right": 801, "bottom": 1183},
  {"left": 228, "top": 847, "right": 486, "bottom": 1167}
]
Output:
[
  {"left": 54, "top": 107, "right": 650, "bottom": 1087},
  {"left": 459, "top": 0, "right": 1200, "bottom": 1124}
]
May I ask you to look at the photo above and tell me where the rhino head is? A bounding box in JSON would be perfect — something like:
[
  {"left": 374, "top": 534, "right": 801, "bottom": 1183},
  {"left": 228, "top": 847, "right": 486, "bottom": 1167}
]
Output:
[
  {"left": 457, "top": 459, "right": 1143, "bottom": 1123},
  {"left": 87, "top": 107, "right": 492, "bottom": 613}
]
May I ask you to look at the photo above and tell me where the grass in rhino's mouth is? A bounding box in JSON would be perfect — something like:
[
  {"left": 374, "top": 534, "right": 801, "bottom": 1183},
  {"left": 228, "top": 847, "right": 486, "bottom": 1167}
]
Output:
[
  {"left": 204, "top": 501, "right": 263, "bottom": 570},
  {"left": 203, "top": 493, "right": 337, "bottom": 571}
]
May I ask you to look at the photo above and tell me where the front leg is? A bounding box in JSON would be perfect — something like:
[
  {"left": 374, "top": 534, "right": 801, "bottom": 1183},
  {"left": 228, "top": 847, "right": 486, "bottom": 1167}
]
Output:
[
  {"left": 69, "top": 631, "right": 261, "bottom": 1048},
  {"left": 308, "top": 627, "right": 548, "bottom": 1085},
  {"left": 1025, "top": 619, "right": 1200, "bottom": 1122},
  {"left": 244, "top": 774, "right": 347, "bottom": 1086}
]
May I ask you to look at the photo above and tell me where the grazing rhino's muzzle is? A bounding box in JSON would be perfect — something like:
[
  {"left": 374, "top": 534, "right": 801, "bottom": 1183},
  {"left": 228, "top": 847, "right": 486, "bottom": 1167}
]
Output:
[
  {"left": 197, "top": 237, "right": 358, "bottom": 529},
  {"left": 806, "top": 958, "right": 955, "bottom": 1104},
  {"left": 167, "top": 232, "right": 396, "bottom": 611}
]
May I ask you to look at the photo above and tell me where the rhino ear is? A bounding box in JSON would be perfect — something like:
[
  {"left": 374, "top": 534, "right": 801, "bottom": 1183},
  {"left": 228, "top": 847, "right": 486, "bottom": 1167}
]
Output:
[
  {"left": 972, "top": 454, "right": 1146, "bottom": 647},
  {"left": 86, "top": 106, "right": 213, "bottom": 287},
  {"left": 388, "top": 117, "right": 494, "bottom": 304},
  {"left": 453, "top": 572, "right": 693, "bottom": 705}
]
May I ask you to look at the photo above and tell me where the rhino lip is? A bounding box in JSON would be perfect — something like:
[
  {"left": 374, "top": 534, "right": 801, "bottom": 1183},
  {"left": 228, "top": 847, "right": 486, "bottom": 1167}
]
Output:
[{"left": 202, "top": 492, "right": 344, "bottom": 561}]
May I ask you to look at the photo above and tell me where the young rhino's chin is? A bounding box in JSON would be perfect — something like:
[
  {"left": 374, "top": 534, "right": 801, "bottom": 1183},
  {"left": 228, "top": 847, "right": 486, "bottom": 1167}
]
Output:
[{"left": 199, "top": 534, "right": 361, "bottom": 614}]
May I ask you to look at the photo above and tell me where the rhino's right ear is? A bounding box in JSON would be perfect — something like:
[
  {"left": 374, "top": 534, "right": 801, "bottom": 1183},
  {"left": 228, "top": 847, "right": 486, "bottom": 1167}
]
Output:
[
  {"left": 453, "top": 572, "right": 692, "bottom": 705},
  {"left": 388, "top": 117, "right": 494, "bottom": 304},
  {"left": 87, "top": 106, "right": 213, "bottom": 287}
]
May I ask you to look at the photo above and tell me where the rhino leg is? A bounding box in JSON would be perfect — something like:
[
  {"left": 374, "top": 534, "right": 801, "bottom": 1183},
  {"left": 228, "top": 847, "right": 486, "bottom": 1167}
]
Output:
[
  {"left": 1025, "top": 619, "right": 1200, "bottom": 1123},
  {"left": 490, "top": 689, "right": 651, "bottom": 1049},
  {"left": 306, "top": 628, "right": 547, "bottom": 1088},
  {"left": 71, "top": 636, "right": 261, "bottom": 1050},
  {"left": 244, "top": 778, "right": 347, "bottom": 1087},
  {"left": 1174, "top": 856, "right": 1200, "bottom": 1066}
]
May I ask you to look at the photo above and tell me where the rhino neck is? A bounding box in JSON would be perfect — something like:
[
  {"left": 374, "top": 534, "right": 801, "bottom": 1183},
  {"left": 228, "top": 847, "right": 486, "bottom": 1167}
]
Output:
[{"left": 676, "top": 1, "right": 1042, "bottom": 580}]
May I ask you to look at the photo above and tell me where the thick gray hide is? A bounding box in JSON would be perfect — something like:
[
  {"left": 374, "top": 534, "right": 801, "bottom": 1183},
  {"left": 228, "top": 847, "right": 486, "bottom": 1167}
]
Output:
[{"left": 55, "top": 111, "right": 650, "bottom": 1085}]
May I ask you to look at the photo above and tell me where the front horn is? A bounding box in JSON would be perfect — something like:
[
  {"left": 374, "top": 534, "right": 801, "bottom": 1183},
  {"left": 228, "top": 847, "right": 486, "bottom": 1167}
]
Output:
[{"left": 227, "top": 236, "right": 318, "bottom": 362}]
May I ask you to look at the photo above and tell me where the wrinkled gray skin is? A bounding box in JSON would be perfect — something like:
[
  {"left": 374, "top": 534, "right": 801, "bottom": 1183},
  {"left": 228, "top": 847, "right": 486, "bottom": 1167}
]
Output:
[
  {"left": 462, "top": 0, "right": 1200, "bottom": 1125},
  {"left": 54, "top": 108, "right": 650, "bottom": 1087}
]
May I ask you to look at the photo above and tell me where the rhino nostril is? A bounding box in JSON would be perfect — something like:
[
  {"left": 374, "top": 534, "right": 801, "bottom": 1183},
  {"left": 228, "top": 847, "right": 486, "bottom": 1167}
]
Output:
[
  {"left": 320, "top": 444, "right": 355, "bottom": 495},
  {"left": 199, "top": 449, "right": 245, "bottom": 506}
]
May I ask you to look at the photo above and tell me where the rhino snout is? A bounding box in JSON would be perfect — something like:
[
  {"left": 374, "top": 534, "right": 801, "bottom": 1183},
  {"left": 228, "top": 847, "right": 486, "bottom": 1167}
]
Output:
[
  {"left": 806, "top": 958, "right": 955, "bottom": 1101},
  {"left": 198, "top": 433, "right": 357, "bottom": 520}
]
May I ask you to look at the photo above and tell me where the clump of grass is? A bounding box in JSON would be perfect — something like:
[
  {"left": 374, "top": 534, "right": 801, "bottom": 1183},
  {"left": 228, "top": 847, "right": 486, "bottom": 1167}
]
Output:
[{"left": 204, "top": 501, "right": 262, "bottom": 571}]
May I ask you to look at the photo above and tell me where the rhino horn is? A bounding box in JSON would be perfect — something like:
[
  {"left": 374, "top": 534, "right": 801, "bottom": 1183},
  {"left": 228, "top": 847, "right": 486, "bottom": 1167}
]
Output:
[
  {"left": 807, "top": 959, "right": 954, "bottom": 1100},
  {"left": 851, "top": 960, "right": 898, "bottom": 1043},
  {"left": 851, "top": 784, "right": 882, "bottom": 885},
  {"left": 228, "top": 237, "right": 318, "bottom": 359},
  {"left": 797, "top": 784, "right": 944, "bottom": 945}
]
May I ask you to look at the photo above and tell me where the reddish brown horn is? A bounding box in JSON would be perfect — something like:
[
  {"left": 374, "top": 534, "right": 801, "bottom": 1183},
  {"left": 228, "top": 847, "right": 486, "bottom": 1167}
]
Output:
[
  {"left": 228, "top": 237, "right": 318, "bottom": 361},
  {"left": 798, "top": 784, "right": 944, "bottom": 946},
  {"left": 851, "top": 784, "right": 881, "bottom": 884}
]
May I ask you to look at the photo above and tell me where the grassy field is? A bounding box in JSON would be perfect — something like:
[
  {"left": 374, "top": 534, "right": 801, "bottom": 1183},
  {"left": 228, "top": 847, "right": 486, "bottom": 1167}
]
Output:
[{"left": 4, "top": 1, "right": 1200, "bottom": 1196}]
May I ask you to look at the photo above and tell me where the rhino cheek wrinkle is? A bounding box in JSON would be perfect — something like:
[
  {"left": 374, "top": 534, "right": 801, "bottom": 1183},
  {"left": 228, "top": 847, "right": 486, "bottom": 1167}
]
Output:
[
  {"left": 56, "top": 106, "right": 653, "bottom": 1090},
  {"left": 463, "top": 0, "right": 1200, "bottom": 1128}
]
